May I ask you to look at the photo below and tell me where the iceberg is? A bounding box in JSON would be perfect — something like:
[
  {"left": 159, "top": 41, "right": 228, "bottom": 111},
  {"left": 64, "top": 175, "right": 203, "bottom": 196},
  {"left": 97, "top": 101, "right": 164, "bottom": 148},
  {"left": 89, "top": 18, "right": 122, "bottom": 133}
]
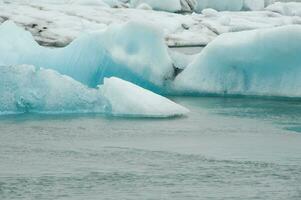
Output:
[
  {"left": 193, "top": 0, "right": 273, "bottom": 12},
  {"left": 99, "top": 77, "right": 189, "bottom": 117},
  {"left": 0, "top": 65, "right": 188, "bottom": 117},
  {"left": 0, "top": 65, "right": 107, "bottom": 115},
  {"left": 266, "top": 2, "right": 301, "bottom": 17},
  {"left": 130, "top": 0, "right": 182, "bottom": 12},
  {"left": 195, "top": 0, "right": 244, "bottom": 12},
  {"left": 243, "top": 0, "right": 265, "bottom": 11},
  {"left": 174, "top": 25, "right": 301, "bottom": 98},
  {"left": 0, "top": 21, "right": 174, "bottom": 93},
  {"left": 69, "top": 0, "right": 110, "bottom": 7}
]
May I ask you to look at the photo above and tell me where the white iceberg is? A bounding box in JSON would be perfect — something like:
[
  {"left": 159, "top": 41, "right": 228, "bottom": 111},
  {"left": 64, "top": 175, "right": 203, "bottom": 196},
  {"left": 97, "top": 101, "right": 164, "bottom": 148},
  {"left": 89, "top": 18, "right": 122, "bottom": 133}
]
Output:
[
  {"left": 266, "top": 2, "right": 301, "bottom": 17},
  {"left": 243, "top": 0, "right": 265, "bottom": 11},
  {"left": 0, "top": 21, "right": 174, "bottom": 92},
  {"left": 2, "top": 0, "right": 298, "bottom": 48},
  {"left": 174, "top": 25, "right": 301, "bottom": 98},
  {"left": 100, "top": 77, "right": 189, "bottom": 117},
  {"left": 195, "top": 0, "right": 244, "bottom": 12},
  {"left": 130, "top": 0, "right": 267, "bottom": 12},
  {"left": 0, "top": 65, "right": 188, "bottom": 117},
  {"left": 130, "top": 0, "right": 182, "bottom": 12},
  {"left": 193, "top": 0, "right": 275, "bottom": 12}
]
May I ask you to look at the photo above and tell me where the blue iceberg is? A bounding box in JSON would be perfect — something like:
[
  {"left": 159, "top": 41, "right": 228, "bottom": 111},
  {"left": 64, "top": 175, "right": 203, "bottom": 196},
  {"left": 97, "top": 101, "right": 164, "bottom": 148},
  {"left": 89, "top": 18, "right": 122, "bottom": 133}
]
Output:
[
  {"left": 195, "top": 0, "right": 244, "bottom": 12},
  {"left": 0, "top": 21, "right": 174, "bottom": 93},
  {"left": 0, "top": 65, "right": 107, "bottom": 115},
  {"left": 0, "top": 65, "right": 188, "bottom": 117},
  {"left": 2, "top": 18, "right": 301, "bottom": 114},
  {"left": 175, "top": 25, "right": 301, "bottom": 98}
]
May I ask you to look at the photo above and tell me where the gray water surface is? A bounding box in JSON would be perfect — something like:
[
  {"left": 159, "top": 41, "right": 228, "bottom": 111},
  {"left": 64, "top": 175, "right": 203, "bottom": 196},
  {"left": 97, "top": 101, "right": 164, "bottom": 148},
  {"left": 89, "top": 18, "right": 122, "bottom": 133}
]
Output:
[{"left": 1, "top": 97, "right": 301, "bottom": 200}]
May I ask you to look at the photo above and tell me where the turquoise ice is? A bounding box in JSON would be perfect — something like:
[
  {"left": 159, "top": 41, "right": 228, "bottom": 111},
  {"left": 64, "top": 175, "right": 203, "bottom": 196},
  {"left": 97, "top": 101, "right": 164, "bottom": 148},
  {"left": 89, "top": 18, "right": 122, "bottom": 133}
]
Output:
[
  {"left": 0, "top": 65, "right": 188, "bottom": 117},
  {"left": 0, "top": 21, "right": 173, "bottom": 93},
  {"left": 175, "top": 25, "right": 301, "bottom": 97}
]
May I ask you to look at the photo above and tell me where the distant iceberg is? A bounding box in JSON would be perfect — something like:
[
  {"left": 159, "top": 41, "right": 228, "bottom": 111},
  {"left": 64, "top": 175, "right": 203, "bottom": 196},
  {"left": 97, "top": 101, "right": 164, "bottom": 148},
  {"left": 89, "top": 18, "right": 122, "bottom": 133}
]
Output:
[
  {"left": 129, "top": 0, "right": 267, "bottom": 12},
  {"left": 194, "top": 0, "right": 267, "bottom": 12},
  {"left": 0, "top": 65, "right": 188, "bottom": 117},
  {"left": 266, "top": 2, "right": 301, "bottom": 17},
  {"left": 195, "top": 0, "right": 244, "bottom": 12},
  {"left": 174, "top": 25, "right": 301, "bottom": 98},
  {"left": 0, "top": 21, "right": 174, "bottom": 93},
  {"left": 131, "top": 0, "right": 182, "bottom": 12}
]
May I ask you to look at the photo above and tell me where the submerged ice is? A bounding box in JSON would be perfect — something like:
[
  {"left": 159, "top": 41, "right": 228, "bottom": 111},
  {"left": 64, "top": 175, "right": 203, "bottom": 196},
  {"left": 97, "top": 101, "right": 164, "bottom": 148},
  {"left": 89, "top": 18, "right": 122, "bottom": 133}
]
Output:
[
  {"left": 0, "top": 65, "right": 188, "bottom": 117},
  {"left": 175, "top": 25, "right": 301, "bottom": 98}
]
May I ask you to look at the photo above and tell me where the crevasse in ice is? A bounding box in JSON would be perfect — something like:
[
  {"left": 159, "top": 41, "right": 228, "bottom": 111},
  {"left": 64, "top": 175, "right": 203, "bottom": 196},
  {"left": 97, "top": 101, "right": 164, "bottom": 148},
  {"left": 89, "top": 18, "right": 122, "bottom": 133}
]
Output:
[{"left": 174, "top": 25, "right": 301, "bottom": 98}]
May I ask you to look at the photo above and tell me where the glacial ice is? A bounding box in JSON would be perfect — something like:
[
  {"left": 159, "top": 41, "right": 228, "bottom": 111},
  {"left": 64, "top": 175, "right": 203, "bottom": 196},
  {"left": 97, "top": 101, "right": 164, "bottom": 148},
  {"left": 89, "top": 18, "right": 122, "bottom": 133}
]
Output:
[
  {"left": 195, "top": 0, "right": 244, "bottom": 12},
  {"left": 131, "top": 0, "right": 182, "bottom": 12},
  {"left": 99, "top": 77, "right": 189, "bottom": 117},
  {"left": 70, "top": 0, "right": 110, "bottom": 7},
  {"left": 0, "top": 65, "right": 188, "bottom": 117},
  {"left": 2, "top": 15, "right": 301, "bottom": 103},
  {"left": 193, "top": 0, "right": 276, "bottom": 12},
  {"left": 130, "top": 0, "right": 268, "bottom": 12},
  {"left": 266, "top": 2, "right": 301, "bottom": 17},
  {"left": 2, "top": 1, "right": 299, "bottom": 48},
  {"left": 169, "top": 50, "right": 196, "bottom": 71},
  {"left": 174, "top": 25, "right": 301, "bottom": 98},
  {"left": 0, "top": 65, "right": 107, "bottom": 115},
  {"left": 243, "top": 0, "right": 265, "bottom": 11},
  {"left": 0, "top": 21, "right": 173, "bottom": 93}
]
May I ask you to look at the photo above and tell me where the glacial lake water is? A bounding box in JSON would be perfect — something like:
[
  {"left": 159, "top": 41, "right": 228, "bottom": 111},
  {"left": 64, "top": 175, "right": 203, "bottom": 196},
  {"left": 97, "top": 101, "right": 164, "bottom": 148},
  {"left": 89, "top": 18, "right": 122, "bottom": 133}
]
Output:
[{"left": 1, "top": 97, "right": 301, "bottom": 200}]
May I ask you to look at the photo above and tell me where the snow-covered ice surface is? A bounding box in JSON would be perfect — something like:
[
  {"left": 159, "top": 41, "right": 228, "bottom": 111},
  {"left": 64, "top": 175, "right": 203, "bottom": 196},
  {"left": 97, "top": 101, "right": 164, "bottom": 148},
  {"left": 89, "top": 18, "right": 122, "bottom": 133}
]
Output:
[
  {"left": 266, "top": 2, "right": 301, "bottom": 16},
  {"left": 0, "top": 0, "right": 215, "bottom": 47},
  {"left": 198, "top": 9, "right": 301, "bottom": 34},
  {"left": 195, "top": 0, "right": 244, "bottom": 12},
  {"left": 2, "top": 18, "right": 301, "bottom": 99},
  {"left": 174, "top": 25, "right": 301, "bottom": 98},
  {"left": 130, "top": 0, "right": 182, "bottom": 12},
  {"left": 0, "top": 65, "right": 188, "bottom": 117},
  {"left": 1, "top": 1, "right": 301, "bottom": 47},
  {"left": 131, "top": 0, "right": 271, "bottom": 12},
  {"left": 243, "top": 0, "right": 265, "bottom": 11}
]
